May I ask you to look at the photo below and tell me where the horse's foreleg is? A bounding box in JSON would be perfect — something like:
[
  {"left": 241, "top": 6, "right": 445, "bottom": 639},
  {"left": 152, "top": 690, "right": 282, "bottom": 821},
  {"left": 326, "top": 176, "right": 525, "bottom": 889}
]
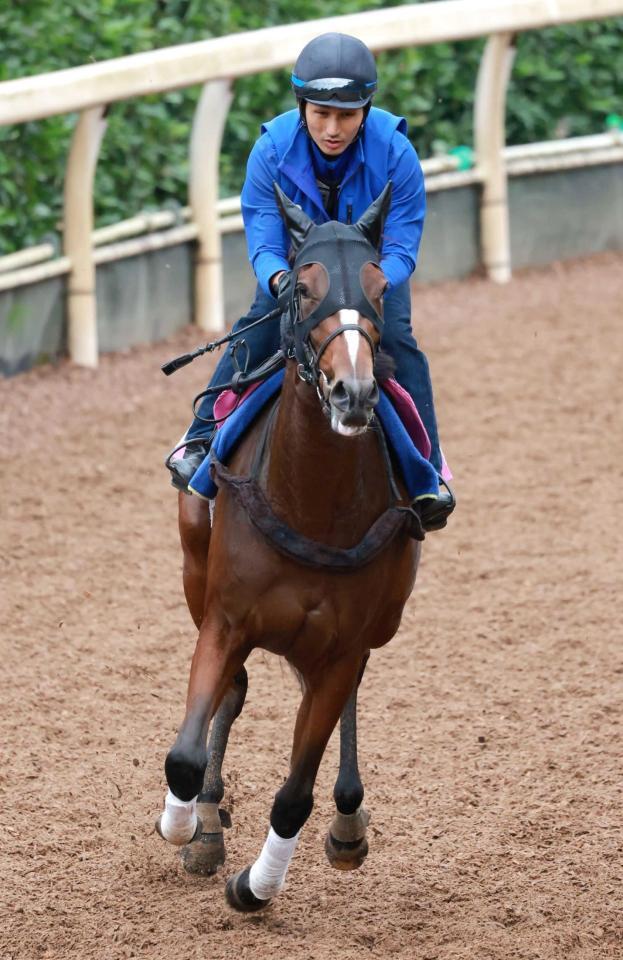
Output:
[
  {"left": 326, "top": 653, "right": 370, "bottom": 871},
  {"left": 225, "top": 656, "right": 361, "bottom": 912},
  {"left": 180, "top": 667, "right": 248, "bottom": 875},
  {"left": 157, "top": 619, "right": 247, "bottom": 846}
]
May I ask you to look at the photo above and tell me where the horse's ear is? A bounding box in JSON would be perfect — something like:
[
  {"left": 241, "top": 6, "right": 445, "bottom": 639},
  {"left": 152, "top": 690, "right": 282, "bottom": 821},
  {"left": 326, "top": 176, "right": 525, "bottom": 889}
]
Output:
[
  {"left": 355, "top": 181, "right": 393, "bottom": 250},
  {"left": 273, "top": 182, "right": 314, "bottom": 253}
]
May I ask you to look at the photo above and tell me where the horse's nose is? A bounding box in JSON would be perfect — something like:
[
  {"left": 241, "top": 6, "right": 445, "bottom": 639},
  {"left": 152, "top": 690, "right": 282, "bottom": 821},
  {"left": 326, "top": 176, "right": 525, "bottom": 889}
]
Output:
[{"left": 330, "top": 377, "right": 379, "bottom": 424}]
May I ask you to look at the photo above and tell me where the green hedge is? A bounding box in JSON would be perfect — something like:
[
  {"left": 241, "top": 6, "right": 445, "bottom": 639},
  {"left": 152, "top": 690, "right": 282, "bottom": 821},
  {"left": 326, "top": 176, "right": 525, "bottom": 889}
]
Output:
[{"left": 1, "top": 0, "right": 621, "bottom": 253}]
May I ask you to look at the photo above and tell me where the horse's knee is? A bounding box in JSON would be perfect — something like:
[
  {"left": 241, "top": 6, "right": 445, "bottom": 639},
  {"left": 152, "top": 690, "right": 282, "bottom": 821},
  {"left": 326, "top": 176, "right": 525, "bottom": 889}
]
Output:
[
  {"left": 165, "top": 742, "right": 207, "bottom": 802},
  {"left": 333, "top": 775, "right": 364, "bottom": 815},
  {"left": 270, "top": 785, "right": 314, "bottom": 839}
]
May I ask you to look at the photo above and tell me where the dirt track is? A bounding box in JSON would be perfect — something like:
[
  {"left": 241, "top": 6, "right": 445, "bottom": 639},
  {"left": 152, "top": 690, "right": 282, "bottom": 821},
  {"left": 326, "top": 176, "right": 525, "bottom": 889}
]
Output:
[{"left": 1, "top": 252, "right": 622, "bottom": 960}]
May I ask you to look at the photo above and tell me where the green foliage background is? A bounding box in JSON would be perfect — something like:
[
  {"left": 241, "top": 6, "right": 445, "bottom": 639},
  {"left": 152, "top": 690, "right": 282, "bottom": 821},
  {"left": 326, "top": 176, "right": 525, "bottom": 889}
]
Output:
[{"left": 1, "top": 0, "right": 621, "bottom": 253}]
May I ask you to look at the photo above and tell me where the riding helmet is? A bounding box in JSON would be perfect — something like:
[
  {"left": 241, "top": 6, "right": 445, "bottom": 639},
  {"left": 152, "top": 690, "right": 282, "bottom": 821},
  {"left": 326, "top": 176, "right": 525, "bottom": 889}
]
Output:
[{"left": 291, "top": 33, "right": 377, "bottom": 109}]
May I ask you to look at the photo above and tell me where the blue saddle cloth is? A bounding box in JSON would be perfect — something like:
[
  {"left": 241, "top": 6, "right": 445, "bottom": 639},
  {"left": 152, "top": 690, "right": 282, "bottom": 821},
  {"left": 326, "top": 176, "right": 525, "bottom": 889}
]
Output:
[{"left": 188, "top": 370, "right": 439, "bottom": 501}]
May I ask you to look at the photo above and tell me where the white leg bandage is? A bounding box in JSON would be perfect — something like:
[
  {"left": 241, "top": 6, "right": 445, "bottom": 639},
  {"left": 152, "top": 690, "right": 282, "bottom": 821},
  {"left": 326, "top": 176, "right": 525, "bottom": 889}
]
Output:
[
  {"left": 159, "top": 789, "right": 198, "bottom": 845},
  {"left": 248, "top": 827, "right": 301, "bottom": 900}
]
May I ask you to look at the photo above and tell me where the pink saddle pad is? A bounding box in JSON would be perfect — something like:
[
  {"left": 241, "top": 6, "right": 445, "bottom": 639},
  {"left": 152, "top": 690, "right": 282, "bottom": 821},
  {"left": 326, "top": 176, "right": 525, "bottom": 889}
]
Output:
[
  {"left": 213, "top": 381, "right": 261, "bottom": 427},
  {"left": 382, "top": 379, "right": 452, "bottom": 482}
]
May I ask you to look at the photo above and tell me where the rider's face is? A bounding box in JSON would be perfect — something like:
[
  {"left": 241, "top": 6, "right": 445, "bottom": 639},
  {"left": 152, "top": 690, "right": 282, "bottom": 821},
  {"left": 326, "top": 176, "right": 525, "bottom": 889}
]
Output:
[{"left": 304, "top": 103, "right": 364, "bottom": 156}]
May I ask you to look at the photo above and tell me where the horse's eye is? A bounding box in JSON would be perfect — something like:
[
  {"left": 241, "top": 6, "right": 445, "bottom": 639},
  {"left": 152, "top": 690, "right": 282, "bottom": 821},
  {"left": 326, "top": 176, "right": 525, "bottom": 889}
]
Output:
[{"left": 297, "top": 284, "right": 310, "bottom": 299}]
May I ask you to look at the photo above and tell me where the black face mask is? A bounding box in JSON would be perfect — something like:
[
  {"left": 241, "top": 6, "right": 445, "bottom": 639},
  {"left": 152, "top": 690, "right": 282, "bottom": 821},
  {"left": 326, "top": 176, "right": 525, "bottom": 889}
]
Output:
[
  {"left": 289, "top": 221, "right": 383, "bottom": 364},
  {"left": 274, "top": 182, "right": 393, "bottom": 368}
]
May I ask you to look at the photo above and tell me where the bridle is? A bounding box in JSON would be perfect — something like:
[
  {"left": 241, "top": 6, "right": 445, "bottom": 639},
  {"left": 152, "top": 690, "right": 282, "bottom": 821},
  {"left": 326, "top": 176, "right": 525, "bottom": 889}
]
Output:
[
  {"left": 286, "top": 225, "right": 384, "bottom": 409},
  {"left": 290, "top": 282, "right": 378, "bottom": 402}
]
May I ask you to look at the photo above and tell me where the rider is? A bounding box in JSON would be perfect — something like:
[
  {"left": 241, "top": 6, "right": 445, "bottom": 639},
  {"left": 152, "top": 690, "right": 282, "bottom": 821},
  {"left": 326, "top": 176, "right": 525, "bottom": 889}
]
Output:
[{"left": 168, "top": 32, "right": 454, "bottom": 531}]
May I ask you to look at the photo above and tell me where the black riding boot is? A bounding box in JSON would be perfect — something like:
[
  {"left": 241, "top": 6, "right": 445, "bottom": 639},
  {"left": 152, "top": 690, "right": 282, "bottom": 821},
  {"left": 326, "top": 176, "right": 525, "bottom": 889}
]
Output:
[
  {"left": 416, "top": 477, "right": 456, "bottom": 533},
  {"left": 166, "top": 439, "right": 212, "bottom": 493}
]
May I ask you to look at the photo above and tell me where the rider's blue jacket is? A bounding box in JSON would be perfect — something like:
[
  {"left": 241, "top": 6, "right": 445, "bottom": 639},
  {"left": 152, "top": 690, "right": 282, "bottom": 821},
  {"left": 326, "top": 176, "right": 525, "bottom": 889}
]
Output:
[{"left": 241, "top": 107, "right": 426, "bottom": 295}]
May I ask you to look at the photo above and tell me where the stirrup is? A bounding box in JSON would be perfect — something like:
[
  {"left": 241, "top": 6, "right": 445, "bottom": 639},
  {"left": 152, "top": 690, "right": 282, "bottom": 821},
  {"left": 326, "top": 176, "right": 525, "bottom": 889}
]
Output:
[{"left": 419, "top": 477, "right": 456, "bottom": 532}]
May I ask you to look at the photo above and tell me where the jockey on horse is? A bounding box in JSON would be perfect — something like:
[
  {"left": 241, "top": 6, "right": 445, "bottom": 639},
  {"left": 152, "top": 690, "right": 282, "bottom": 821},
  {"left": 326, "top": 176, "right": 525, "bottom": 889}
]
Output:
[{"left": 167, "top": 31, "right": 455, "bottom": 533}]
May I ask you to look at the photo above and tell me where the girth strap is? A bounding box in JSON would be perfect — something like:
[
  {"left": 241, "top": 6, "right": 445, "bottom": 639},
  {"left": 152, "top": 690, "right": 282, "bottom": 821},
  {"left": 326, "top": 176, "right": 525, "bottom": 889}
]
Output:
[{"left": 210, "top": 458, "right": 411, "bottom": 571}]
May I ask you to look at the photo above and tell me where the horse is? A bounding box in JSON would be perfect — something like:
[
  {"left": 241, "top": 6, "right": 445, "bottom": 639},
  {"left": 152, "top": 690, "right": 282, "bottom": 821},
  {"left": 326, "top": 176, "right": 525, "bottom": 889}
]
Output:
[{"left": 156, "top": 183, "right": 426, "bottom": 912}]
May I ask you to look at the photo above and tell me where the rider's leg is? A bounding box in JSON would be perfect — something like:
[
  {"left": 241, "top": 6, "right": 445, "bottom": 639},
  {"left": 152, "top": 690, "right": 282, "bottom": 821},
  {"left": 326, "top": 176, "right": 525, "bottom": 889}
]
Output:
[
  {"left": 380, "top": 281, "right": 455, "bottom": 531},
  {"left": 167, "top": 285, "right": 281, "bottom": 489},
  {"left": 380, "top": 280, "right": 443, "bottom": 472}
]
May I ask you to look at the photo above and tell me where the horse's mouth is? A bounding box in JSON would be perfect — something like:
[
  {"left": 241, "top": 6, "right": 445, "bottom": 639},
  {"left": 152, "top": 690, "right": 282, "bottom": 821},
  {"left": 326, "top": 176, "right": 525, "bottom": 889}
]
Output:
[{"left": 330, "top": 407, "right": 373, "bottom": 437}]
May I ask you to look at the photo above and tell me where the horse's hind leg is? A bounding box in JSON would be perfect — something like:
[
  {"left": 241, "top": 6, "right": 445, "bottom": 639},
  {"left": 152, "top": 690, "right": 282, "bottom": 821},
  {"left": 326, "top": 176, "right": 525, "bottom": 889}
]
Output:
[
  {"left": 180, "top": 667, "right": 248, "bottom": 875},
  {"left": 326, "top": 654, "right": 370, "bottom": 871},
  {"left": 226, "top": 656, "right": 360, "bottom": 912}
]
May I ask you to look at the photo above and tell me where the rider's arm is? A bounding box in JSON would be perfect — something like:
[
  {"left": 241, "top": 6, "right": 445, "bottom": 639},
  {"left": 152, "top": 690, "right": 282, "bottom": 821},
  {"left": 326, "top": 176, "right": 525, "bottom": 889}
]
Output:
[
  {"left": 379, "top": 135, "right": 426, "bottom": 290},
  {"left": 241, "top": 135, "right": 291, "bottom": 297}
]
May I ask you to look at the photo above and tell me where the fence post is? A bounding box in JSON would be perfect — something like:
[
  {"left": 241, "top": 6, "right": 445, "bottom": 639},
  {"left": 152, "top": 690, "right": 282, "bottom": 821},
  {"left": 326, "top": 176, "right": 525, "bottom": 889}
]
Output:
[
  {"left": 189, "top": 79, "right": 233, "bottom": 333},
  {"left": 474, "top": 32, "right": 516, "bottom": 283},
  {"left": 64, "top": 105, "right": 108, "bottom": 366}
]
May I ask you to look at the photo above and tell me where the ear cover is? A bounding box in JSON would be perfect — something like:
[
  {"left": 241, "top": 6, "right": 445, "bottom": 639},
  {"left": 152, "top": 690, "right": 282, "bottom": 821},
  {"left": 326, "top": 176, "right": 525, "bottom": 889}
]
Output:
[
  {"left": 355, "top": 181, "right": 393, "bottom": 250},
  {"left": 273, "top": 182, "right": 315, "bottom": 253}
]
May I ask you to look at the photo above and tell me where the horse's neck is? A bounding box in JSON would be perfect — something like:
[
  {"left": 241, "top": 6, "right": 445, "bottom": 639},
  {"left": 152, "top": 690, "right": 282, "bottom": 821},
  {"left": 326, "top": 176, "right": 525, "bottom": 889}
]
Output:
[{"left": 266, "top": 364, "right": 389, "bottom": 546}]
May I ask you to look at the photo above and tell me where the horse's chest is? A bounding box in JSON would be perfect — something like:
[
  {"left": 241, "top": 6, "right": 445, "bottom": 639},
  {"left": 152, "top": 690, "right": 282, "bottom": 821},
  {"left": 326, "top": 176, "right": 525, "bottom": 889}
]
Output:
[{"left": 232, "top": 563, "right": 411, "bottom": 661}]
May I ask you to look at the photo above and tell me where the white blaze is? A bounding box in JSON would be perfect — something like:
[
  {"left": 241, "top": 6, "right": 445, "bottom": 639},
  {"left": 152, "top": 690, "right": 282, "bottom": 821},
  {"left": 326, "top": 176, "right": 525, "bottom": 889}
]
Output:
[{"left": 338, "top": 309, "right": 362, "bottom": 372}]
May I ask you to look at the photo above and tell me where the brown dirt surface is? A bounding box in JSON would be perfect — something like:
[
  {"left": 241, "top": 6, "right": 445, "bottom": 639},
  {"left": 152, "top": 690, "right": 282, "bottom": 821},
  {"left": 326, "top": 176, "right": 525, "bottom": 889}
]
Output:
[{"left": 1, "top": 252, "right": 622, "bottom": 960}]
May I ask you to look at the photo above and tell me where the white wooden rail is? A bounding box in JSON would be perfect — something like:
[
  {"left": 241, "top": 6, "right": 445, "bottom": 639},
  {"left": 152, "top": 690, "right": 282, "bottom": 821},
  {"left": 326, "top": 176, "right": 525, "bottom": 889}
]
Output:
[{"left": 1, "top": 0, "right": 622, "bottom": 366}]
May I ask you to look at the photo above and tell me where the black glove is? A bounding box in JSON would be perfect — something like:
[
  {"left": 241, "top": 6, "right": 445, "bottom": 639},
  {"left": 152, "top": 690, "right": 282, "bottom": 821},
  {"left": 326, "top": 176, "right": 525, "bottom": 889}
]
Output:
[{"left": 272, "top": 271, "right": 292, "bottom": 312}]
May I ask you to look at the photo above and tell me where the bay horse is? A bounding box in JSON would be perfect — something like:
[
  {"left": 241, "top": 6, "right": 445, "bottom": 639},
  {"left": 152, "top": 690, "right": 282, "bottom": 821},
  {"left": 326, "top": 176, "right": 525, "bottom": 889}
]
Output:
[{"left": 156, "top": 183, "right": 425, "bottom": 911}]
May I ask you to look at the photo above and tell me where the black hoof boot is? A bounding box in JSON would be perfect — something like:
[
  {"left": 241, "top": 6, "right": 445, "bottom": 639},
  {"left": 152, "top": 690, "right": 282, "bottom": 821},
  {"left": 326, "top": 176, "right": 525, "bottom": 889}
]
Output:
[{"left": 225, "top": 867, "right": 271, "bottom": 913}]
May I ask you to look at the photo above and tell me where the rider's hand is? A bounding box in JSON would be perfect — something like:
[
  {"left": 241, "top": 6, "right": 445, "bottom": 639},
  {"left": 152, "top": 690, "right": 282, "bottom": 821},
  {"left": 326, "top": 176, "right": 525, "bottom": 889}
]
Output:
[{"left": 271, "top": 270, "right": 292, "bottom": 312}]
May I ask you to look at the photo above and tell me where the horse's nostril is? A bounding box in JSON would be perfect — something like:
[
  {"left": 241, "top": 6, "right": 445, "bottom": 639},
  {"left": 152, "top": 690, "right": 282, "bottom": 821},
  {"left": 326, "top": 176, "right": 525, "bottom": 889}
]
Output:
[
  {"left": 330, "top": 378, "right": 379, "bottom": 427},
  {"left": 330, "top": 380, "right": 351, "bottom": 411},
  {"left": 330, "top": 378, "right": 379, "bottom": 410}
]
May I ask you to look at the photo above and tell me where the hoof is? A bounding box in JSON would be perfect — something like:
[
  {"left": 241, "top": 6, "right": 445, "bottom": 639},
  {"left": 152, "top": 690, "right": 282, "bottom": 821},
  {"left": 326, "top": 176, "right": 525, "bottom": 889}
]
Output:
[
  {"left": 325, "top": 831, "right": 369, "bottom": 871},
  {"left": 180, "top": 829, "right": 225, "bottom": 875},
  {"left": 155, "top": 814, "right": 202, "bottom": 847},
  {"left": 226, "top": 867, "right": 271, "bottom": 913},
  {"left": 180, "top": 801, "right": 226, "bottom": 875},
  {"left": 180, "top": 833, "right": 225, "bottom": 877},
  {"left": 325, "top": 806, "right": 370, "bottom": 871}
]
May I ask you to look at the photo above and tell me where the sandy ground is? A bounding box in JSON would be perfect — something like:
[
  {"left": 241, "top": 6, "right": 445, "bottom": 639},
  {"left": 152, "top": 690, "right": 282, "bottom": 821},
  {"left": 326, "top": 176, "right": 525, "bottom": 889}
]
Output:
[{"left": 1, "top": 252, "right": 621, "bottom": 960}]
